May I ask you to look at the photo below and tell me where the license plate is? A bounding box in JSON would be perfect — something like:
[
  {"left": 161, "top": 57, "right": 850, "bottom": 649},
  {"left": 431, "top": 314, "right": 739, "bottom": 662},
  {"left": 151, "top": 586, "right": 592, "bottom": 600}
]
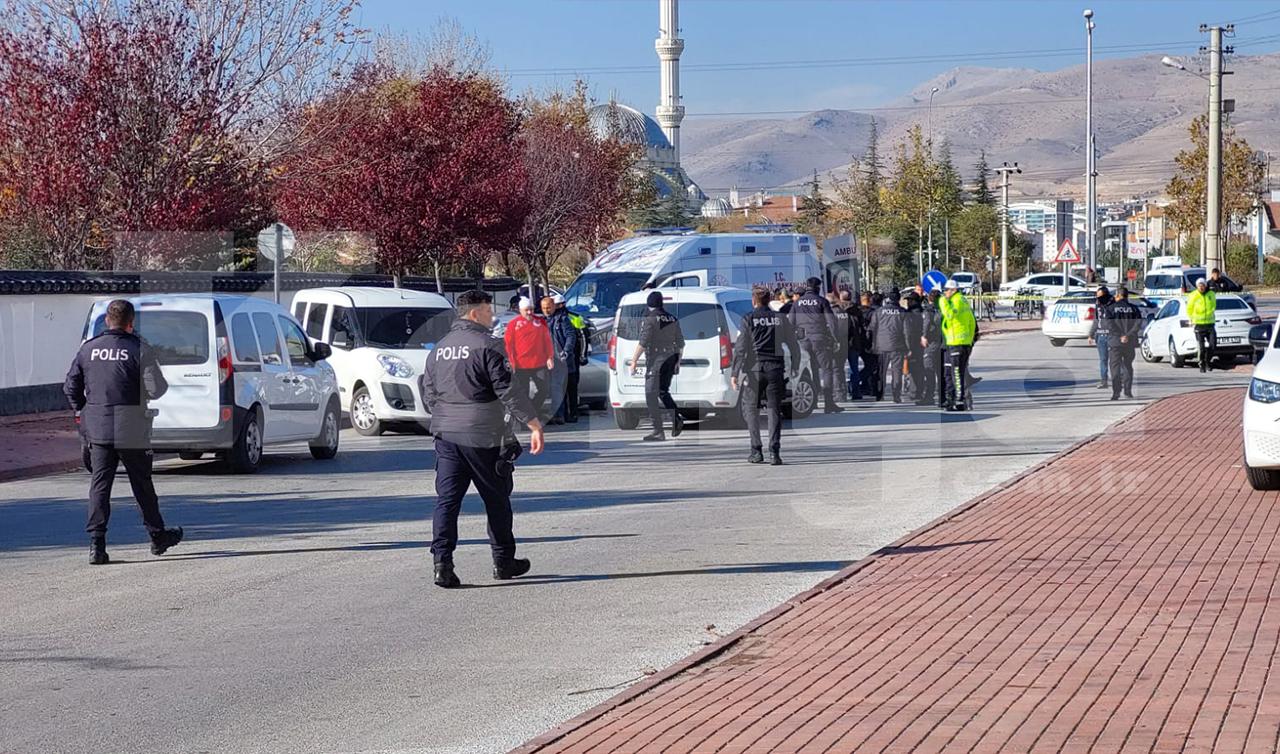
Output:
[{"left": 1219, "top": 337, "right": 1241, "bottom": 345}]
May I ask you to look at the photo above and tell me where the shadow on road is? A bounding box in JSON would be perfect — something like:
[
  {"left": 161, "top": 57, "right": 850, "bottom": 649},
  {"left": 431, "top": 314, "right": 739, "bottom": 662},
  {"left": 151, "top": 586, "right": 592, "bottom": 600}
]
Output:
[
  {"left": 463, "top": 559, "right": 850, "bottom": 588},
  {"left": 129, "top": 533, "right": 640, "bottom": 562}
]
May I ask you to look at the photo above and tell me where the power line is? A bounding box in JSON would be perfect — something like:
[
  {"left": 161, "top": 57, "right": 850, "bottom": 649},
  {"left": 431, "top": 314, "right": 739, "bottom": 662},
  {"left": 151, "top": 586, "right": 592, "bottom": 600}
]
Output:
[{"left": 1228, "top": 7, "right": 1280, "bottom": 25}]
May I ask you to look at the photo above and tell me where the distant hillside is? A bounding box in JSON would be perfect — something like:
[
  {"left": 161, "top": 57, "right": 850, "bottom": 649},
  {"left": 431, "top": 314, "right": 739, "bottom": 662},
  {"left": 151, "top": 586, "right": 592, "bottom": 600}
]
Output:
[{"left": 680, "top": 53, "right": 1280, "bottom": 202}]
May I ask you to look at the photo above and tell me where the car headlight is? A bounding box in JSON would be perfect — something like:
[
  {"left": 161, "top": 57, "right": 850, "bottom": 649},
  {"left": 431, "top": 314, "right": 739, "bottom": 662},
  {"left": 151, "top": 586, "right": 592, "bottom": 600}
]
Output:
[
  {"left": 1250, "top": 377, "right": 1280, "bottom": 404},
  {"left": 377, "top": 354, "right": 414, "bottom": 379}
]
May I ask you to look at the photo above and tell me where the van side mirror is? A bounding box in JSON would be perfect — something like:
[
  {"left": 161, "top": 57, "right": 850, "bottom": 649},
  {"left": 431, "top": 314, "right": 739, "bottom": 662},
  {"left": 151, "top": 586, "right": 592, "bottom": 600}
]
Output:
[
  {"left": 310, "top": 341, "right": 333, "bottom": 361},
  {"left": 1250, "top": 324, "right": 1272, "bottom": 344}
]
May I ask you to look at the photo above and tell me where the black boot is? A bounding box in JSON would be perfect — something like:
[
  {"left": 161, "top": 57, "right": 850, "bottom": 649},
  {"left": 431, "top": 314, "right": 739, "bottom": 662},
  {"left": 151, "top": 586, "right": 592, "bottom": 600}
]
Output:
[
  {"left": 149, "top": 527, "right": 183, "bottom": 556},
  {"left": 493, "top": 557, "right": 531, "bottom": 580},
  {"left": 89, "top": 536, "right": 109, "bottom": 566},
  {"left": 770, "top": 452, "right": 784, "bottom": 466},
  {"left": 671, "top": 411, "right": 684, "bottom": 437},
  {"left": 642, "top": 431, "right": 666, "bottom": 442},
  {"left": 748, "top": 448, "right": 764, "bottom": 464},
  {"left": 434, "top": 562, "right": 461, "bottom": 588}
]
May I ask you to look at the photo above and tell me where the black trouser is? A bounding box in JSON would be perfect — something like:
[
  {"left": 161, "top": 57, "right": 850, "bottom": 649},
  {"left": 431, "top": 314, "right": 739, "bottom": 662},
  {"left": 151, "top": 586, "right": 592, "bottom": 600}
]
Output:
[
  {"left": 880, "top": 350, "right": 907, "bottom": 401},
  {"left": 1195, "top": 324, "right": 1217, "bottom": 370},
  {"left": 565, "top": 370, "right": 580, "bottom": 420},
  {"left": 513, "top": 368, "right": 549, "bottom": 418},
  {"left": 943, "top": 345, "right": 973, "bottom": 408},
  {"left": 834, "top": 347, "right": 850, "bottom": 399},
  {"left": 431, "top": 437, "right": 516, "bottom": 565},
  {"left": 86, "top": 443, "right": 165, "bottom": 537},
  {"left": 860, "top": 351, "right": 880, "bottom": 399},
  {"left": 800, "top": 338, "right": 837, "bottom": 409},
  {"left": 846, "top": 349, "right": 862, "bottom": 399},
  {"left": 921, "top": 346, "right": 941, "bottom": 401},
  {"left": 743, "top": 364, "right": 785, "bottom": 453},
  {"left": 645, "top": 352, "right": 679, "bottom": 433},
  {"left": 905, "top": 349, "right": 925, "bottom": 400},
  {"left": 1108, "top": 345, "right": 1136, "bottom": 397}
]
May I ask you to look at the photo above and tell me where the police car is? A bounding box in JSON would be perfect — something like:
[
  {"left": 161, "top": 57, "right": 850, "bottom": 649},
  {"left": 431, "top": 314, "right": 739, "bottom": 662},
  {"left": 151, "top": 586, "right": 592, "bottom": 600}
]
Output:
[
  {"left": 1139, "top": 293, "right": 1260, "bottom": 367},
  {"left": 1040, "top": 291, "right": 1157, "bottom": 347},
  {"left": 607, "top": 287, "right": 815, "bottom": 429},
  {"left": 81, "top": 294, "right": 341, "bottom": 473}
]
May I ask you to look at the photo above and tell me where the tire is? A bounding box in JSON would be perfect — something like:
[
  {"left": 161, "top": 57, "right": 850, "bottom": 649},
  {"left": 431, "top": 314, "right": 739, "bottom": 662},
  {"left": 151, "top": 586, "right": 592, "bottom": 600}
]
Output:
[
  {"left": 785, "top": 371, "right": 817, "bottom": 420},
  {"left": 350, "top": 385, "right": 383, "bottom": 436},
  {"left": 227, "top": 409, "right": 264, "bottom": 474},
  {"left": 178, "top": 452, "right": 204, "bottom": 461},
  {"left": 613, "top": 408, "right": 640, "bottom": 430},
  {"left": 1170, "top": 338, "right": 1186, "bottom": 369},
  {"left": 1140, "top": 337, "right": 1162, "bottom": 363},
  {"left": 1246, "top": 463, "right": 1280, "bottom": 491},
  {"left": 1049, "top": 338, "right": 1066, "bottom": 347},
  {"left": 309, "top": 403, "right": 340, "bottom": 460}
]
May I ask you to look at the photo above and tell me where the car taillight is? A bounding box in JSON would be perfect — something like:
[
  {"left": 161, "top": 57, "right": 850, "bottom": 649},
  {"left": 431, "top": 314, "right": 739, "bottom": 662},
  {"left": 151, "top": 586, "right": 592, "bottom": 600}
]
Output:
[
  {"left": 608, "top": 334, "right": 617, "bottom": 371},
  {"left": 1249, "top": 316, "right": 1263, "bottom": 325},
  {"left": 216, "top": 336, "right": 233, "bottom": 383},
  {"left": 1085, "top": 306, "right": 1095, "bottom": 320},
  {"left": 720, "top": 330, "right": 732, "bottom": 370}
]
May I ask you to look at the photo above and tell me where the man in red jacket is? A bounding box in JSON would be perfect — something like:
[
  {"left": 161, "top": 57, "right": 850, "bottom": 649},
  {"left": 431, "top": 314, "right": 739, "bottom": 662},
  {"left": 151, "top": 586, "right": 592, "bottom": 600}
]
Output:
[{"left": 504, "top": 297, "right": 555, "bottom": 420}]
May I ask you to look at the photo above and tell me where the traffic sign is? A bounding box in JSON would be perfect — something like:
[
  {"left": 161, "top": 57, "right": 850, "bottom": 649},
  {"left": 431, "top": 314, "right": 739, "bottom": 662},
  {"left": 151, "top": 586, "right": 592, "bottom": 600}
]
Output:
[
  {"left": 257, "top": 222, "right": 295, "bottom": 263},
  {"left": 1053, "top": 237, "right": 1081, "bottom": 264},
  {"left": 921, "top": 269, "right": 948, "bottom": 293}
]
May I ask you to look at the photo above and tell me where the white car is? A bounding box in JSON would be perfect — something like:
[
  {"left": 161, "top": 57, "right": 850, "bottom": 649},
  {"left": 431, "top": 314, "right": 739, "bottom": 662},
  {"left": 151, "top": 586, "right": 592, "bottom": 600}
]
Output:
[
  {"left": 292, "top": 287, "right": 454, "bottom": 436},
  {"left": 1244, "top": 322, "right": 1280, "bottom": 489},
  {"left": 1041, "top": 292, "right": 1158, "bottom": 347},
  {"left": 948, "top": 271, "right": 982, "bottom": 296},
  {"left": 607, "top": 287, "right": 815, "bottom": 429},
  {"left": 998, "top": 272, "right": 1089, "bottom": 303},
  {"left": 81, "top": 294, "right": 341, "bottom": 473},
  {"left": 1139, "top": 293, "right": 1260, "bottom": 367}
]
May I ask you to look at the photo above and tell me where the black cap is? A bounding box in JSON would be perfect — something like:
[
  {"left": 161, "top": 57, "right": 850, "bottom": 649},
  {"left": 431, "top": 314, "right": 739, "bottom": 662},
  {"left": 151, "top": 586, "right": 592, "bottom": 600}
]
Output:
[
  {"left": 646, "top": 291, "right": 664, "bottom": 308},
  {"left": 806, "top": 276, "right": 822, "bottom": 292}
]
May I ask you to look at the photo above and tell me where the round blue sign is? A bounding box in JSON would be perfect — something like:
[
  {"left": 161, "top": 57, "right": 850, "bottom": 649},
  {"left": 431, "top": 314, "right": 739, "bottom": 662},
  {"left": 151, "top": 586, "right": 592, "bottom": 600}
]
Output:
[{"left": 922, "top": 270, "right": 948, "bottom": 293}]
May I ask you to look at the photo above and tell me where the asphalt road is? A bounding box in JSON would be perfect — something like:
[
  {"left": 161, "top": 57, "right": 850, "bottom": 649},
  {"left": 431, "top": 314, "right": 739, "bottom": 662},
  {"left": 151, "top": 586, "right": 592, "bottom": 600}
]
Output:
[{"left": 0, "top": 330, "right": 1251, "bottom": 754}]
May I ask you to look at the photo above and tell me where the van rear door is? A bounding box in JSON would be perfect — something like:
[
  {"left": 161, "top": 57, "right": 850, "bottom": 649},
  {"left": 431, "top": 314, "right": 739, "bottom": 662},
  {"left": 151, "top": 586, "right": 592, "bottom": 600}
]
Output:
[{"left": 613, "top": 301, "right": 725, "bottom": 395}]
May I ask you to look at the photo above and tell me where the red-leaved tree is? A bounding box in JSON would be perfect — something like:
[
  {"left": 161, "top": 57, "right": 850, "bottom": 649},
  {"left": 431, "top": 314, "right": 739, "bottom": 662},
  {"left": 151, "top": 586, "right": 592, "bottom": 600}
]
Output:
[{"left": 275, "top": 65, "right": 528, "bottom": 287}]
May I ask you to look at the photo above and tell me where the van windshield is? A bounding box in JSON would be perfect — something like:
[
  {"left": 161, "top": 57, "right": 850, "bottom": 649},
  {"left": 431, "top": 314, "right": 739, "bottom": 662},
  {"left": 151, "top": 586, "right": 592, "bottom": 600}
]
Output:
[
  {"left": 91, "top": 310, "right": 210, "bottom": 365},
  {"left": 616, "top": 303, "right": 725, "bottom": 341},
  {"left": 564, "top": 273, "right": 651, "bottom": 316},
  {"left": 357, "top": 307, "right": 454, "bottom": 349},
  {"left": 1144, "top": 274, "right": 1183, "bottom": 291}
]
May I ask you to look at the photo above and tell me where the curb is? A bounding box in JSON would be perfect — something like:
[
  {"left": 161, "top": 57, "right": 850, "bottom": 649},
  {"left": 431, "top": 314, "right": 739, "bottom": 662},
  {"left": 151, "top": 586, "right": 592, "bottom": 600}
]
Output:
[
  {"left": 510, "top": 389, "right": 1233, "bottom": 753},
  {"left": 0, "top": 459, "right": 82, "bottom": 484}
]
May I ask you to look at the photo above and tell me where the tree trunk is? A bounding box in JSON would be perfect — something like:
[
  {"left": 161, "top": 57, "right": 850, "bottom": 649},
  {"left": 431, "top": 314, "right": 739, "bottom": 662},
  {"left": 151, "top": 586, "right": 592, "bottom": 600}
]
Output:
[
  {"left": 392, "top": 269, "right": 402, "bottom": 288},
  {"left": 434, "top": 258, "right": 443, "bottom": 294}
]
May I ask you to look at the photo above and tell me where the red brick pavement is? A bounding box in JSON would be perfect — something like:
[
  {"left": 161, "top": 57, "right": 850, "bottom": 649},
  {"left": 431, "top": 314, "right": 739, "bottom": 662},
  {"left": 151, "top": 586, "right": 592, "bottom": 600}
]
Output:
[{"left": 516, "top": 388, "right": 1280, "bottom": 754}]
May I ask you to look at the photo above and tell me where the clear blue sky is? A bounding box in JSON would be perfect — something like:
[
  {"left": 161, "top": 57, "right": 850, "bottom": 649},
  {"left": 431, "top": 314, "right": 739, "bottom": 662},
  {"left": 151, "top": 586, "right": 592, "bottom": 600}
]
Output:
[{"left": 359, "top": 1, "right": 1280, "bottom": 114}]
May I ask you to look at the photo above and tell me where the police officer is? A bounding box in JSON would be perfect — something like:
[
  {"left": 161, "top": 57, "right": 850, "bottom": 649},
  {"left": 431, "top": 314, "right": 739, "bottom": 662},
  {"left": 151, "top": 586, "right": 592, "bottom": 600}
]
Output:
[
  {"left": 902, "top": 290, "right": 926, "bottom": 403},
  {"left": 1089, "top": 285, "right": 1113, "bottom": 390},
  {"left": 829, "top": 291, "right": 853, "bottom": 401},
  {"left": 838, "top": 290, "right": 864, "bottom": 400},
  {"left": 419, "top": 290, "right": 544, "bottom": 588},
  {"left": 731, "top": 287, "right": 801, "bottom": 466},
  {"left": 920, "top": 290, "right": 944, "bottom": 405},
  {"left": 868, "top": 289, "right": 910, "bottom": 403},
  {"left": 938, "top": 280, "right": 978, "bottom": 411},
  {"left": 858, "top": 291, "right": 879, "bottom": 398},
  {"left": 629, "top": 290, "right": 685, "bottom": 441},
  {"left": 1188, "top": 277, "right": 1218, "bottom": 372},
  {"left": 63, "top": 299, "right": 183, "bottom": 565},
  {"left": 1106, "top": 286, "right": 1144, "bottom": 400},
  {"left": 789, "top": 277, "right": 842, "bottom": 414}
]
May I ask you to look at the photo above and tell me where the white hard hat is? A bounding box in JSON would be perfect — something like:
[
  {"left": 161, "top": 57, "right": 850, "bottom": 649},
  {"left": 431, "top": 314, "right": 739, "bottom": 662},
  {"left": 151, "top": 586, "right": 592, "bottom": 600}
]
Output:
[
  {"left": 1196, "top": 278, "right": 1207, "bottom": 287},
  {"left": 944, "top": 279, "right": 960, "bottom": 290},
  {"left": 518, "top": 297, "right": 533, "bottom": 310},
  {"left": 551, "top": 294, "right": 565, "bottom": 304}
]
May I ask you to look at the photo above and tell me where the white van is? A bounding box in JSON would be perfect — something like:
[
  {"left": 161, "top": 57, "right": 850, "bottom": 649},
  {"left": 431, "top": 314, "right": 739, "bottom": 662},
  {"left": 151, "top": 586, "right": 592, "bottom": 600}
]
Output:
[
  {"left": 291, "top": 287, "right": 454, "bottom": 436},
  {"left": 81, "top": 295, "right": 341, "bottom": 473},
  {"left": 607, "top": 287, "right": 815, "bottom": 429}
]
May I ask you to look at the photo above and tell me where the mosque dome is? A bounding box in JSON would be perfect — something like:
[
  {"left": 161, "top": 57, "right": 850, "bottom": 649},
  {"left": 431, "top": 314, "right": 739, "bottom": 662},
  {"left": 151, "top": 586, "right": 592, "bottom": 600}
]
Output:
[
  {"left": 587, "top": 102, "right": 672, "bottom": 150},
  {"left": 701, "top": 197, "right": 733, "bottom": 218}
]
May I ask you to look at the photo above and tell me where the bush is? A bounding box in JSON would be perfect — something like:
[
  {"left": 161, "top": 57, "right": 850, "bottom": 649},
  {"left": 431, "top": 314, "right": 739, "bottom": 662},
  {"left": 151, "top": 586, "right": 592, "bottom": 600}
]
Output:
[{"left": 1225, "top": 241, "right": 1261, "bottom": 285}]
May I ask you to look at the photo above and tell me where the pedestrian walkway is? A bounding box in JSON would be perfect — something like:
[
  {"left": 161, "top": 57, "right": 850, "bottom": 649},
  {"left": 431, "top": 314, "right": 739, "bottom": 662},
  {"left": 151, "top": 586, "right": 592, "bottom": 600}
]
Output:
[{"left": 516, "top": 388, "right": 1279, "bottom": 754}]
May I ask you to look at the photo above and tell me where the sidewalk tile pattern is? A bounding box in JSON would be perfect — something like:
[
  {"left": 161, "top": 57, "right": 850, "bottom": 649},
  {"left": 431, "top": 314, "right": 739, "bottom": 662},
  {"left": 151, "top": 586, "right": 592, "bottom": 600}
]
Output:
[{"left": 524, "top": 388, "right": 1280, "bottom": 753}]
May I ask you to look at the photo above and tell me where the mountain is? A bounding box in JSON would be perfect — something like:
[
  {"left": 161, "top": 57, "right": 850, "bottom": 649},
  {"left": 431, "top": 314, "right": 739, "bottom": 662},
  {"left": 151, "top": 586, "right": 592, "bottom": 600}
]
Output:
[{"left": 680, "top": 52, "right": 1280, "bottom": 201}]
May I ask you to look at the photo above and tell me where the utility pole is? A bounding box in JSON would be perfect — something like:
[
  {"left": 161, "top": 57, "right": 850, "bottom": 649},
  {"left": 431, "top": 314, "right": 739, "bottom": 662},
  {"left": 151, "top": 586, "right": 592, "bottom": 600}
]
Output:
[
  {"left": 1203, "top": 23, "right": 1233, "bottom": 274},
  {"left": 995, "top": 162, "right": 1021, "bottom": 284},
  {"left": 1084, "top": 9, "right": 1098, "bottom": 273}
]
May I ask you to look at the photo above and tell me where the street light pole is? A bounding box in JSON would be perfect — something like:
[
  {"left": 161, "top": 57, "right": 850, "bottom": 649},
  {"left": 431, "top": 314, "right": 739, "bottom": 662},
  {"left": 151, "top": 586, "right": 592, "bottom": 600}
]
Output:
[
  {"left": 1084, "top": 9, "right": 1097, "bottom": 273},
  {"left": 995, "top": 162, "right": 1021, "bottom": 285},
  {"left": 1205, "top": 23, "right": 1231, "bottom": 274},
  {"left": 927, "top": 86, "right": 939, "bottom": 271}
]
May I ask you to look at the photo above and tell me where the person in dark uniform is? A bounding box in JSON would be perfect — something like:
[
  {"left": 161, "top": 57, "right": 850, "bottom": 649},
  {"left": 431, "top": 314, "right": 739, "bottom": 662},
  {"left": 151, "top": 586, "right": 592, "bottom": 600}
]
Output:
[
  {"left": 419, "top": 290, "right": 544, "bottom": 588},
  {"left": 901, "top": 291, "right": 926, "bottom": 403},
  {"left": 789, "top": 277, "right": 842, "bottom": 414},
  {"left": 1106, "top": 287, "right": 1144, "bottom": 400},
  {"left": 920, "top": 290, "right": 945, "bottom": 405},
  {"left": 829, "top": 291, "right": 853, "bottom": 401},
  {"left": 858, "top": 291, "right": 879, "bottom": 398},
  {"left": 1088, "top": 286, "right": 1113, "bottom": 390},
  {"left": 838, "top": 290, "right": 863, "bottom": 400},
  {"left": 868, "top": 289, "right": 910, "bottom": 403},
  {"left": 63, "top": 299, "right": 183, "bottom": 565},
  {"left": 629, "top": 291, "right": 685, "bottom": 441},
  {"left": 731, "top": 287, "right": 801, "bottom": 466}
]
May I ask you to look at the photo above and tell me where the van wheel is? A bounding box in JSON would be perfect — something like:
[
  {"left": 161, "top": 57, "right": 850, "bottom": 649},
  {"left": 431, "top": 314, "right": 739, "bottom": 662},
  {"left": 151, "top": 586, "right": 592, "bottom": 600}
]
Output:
[
  {"left": 614, "top": 408, "right": 640, "bottom": 430},
  {"left": 1140, "top": 337, "right": 1162, "bottom": 363},
  {"left": 1246, "top": 463, "right": 1280, "bottom": 491},
  {"left": 310, "top": 404, "right": 340, "bottom": 460},
  {"left": 227, "top": 411, "right": 263, "bottom": 474},
  {"left": 1170, "top": 338, "right": 1186, "bottom": 368},
  {"left": 785, "top": 372, "right": 817, "bottom": 419},
  {"left": 1049, "top": 338, "right": 1066, "bottom": 347},
  {"left": 350, "top": 386, "right": 383, "bottom": 436},
  {"left": 178, "top": 452, "right": 204, "bottom": 461}
]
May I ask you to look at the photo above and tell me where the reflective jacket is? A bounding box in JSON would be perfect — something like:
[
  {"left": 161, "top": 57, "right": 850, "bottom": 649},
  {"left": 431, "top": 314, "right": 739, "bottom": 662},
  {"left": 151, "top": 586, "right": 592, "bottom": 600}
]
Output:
[
  {"left": 421, "top": 319, "right": 536, "bottom": 448},
  {"left": 1186, "top": 290, "right": 1217, "bottom": 326},
  {"left": 938, "top": 292, "right": 977, "bottom": 346}
]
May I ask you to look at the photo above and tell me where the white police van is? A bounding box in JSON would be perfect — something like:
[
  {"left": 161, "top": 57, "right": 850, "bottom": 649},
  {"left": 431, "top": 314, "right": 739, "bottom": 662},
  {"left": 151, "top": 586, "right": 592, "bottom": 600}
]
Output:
[
  {"left": 81, "top": 294, "right": 340, "bottom": 473},
  {"left": 607, "top": 287, "right": 815, "bottom": 429}
]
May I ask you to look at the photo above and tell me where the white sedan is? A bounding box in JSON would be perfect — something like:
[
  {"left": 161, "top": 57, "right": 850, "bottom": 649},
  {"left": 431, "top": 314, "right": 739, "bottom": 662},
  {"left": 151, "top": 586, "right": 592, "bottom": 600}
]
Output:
[
  {"left": 998, "top": 272, "right": 1089, "bottom": 303},
  {"left": 1244, "top": 321, "right": 1280, "bottom": 489},
  {"left": 1041, "top": 292, "right": 1158, "bottom": 346},
  {"left": 1139, "top": 294, "right": 1260, "bottom": 367}
]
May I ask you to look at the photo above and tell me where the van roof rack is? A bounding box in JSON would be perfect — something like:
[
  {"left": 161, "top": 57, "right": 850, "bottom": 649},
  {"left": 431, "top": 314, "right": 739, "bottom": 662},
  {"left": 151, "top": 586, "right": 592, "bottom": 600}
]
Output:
[
  {"left": 743, "top": 223, "right": 795, "bottom": 232},
  {"left": 634, "top": 226, "right": 696, "bottom": 235}
]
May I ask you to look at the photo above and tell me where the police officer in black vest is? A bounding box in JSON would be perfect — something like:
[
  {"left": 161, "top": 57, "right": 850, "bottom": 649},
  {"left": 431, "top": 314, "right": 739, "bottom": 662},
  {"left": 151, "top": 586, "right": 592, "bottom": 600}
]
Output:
[
  {"left": 731, "top": 287, "right": 801, "bottom": 465},
  {"left": 63, "top": 299, "right": 183, "bottom": 565},
  {"left": 420, "top": 290, "right": 544, "bottom": 588},
  {"left": 789, "top": 277, "right": 842, "bottom": 413},
  {"left": 629, "top": 291, "right": 686, "bottom": 442}
]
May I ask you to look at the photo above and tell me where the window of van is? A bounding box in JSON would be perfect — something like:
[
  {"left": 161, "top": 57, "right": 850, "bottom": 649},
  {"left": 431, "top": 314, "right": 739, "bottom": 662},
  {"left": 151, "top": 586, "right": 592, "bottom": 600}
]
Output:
[
  {"left": 230, "top": 313, "right": 260, "bottom": 363},
  {"left": 305, "top": 303, "right": 328, "bottom": 339},
  {"left": 616, "top": 303, "right": 726, "bottom": 341},
  {"left": 564, "top": 272, "right": 650, "bottom": 315},
  {"left": 724, "top": 299, "right": 755, "bottom": 324},
  {"left": 1145, "top": 273, "right": 1184, "bottom": 291},
  {"left": 293, "top": 301, "right": 306, "bottom": 321},
  {"left": 279, "top": 316, "right": 313, "bottom": 367},
  {"left": 330, "top": 306, "right": 356, "bottom": 349},
  {"left": 358, "top": 307, "right": 453, "bottom": 349},
  {"left": 252, "top": 312, "right": 283, "bottom": 365},
  {"left": 92, "top": 310, "right": 210, "bottom": 366}
]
